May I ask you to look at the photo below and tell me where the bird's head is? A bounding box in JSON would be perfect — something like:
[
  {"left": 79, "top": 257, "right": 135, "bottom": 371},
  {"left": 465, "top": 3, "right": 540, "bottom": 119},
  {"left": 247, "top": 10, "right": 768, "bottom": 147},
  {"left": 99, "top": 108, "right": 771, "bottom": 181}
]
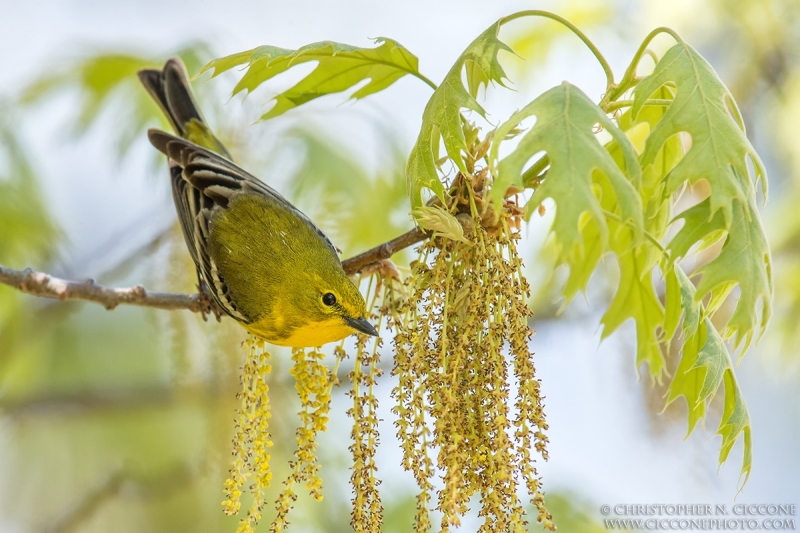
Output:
[
  {"left": 310, "top": 270, "right": 378, "bottom": 337},
  {"left": 267, "top": 265, "right": 378, "bottom": 348}
]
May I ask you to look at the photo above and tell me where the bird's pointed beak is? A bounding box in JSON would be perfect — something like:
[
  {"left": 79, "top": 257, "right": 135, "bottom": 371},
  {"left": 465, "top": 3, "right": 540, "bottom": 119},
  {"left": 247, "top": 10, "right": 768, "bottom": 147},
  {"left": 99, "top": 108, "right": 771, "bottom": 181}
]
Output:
[{"left": 345, "top": 316, "right": 379, "bottom": 337}]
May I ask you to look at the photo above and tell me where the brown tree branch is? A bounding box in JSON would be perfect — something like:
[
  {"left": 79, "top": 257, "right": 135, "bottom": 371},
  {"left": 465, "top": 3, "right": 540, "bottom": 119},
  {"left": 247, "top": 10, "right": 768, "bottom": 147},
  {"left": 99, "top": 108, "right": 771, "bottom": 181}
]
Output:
[
  {"left": 0, "top": 226, "right": 429, "bottom": 314},
  {"left": 0, "top": 264, "right": 205, "bottom": 312},
  {"left": 341, "top": 226, "right": 427, "bottom": 275}
]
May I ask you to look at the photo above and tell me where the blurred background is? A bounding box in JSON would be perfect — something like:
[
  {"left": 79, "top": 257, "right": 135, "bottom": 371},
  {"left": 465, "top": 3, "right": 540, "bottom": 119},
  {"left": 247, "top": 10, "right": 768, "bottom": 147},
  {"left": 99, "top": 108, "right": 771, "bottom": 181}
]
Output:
[{"left": 1, "top": 0, "right": 799, "bottom": 531}]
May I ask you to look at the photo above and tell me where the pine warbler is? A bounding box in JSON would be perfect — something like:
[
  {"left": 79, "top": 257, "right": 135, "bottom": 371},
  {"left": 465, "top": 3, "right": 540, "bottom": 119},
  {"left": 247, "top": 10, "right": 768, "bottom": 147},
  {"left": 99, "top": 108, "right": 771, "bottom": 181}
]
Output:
[{"left": 138, "top": 58, "right": 378, "bottom": 346}]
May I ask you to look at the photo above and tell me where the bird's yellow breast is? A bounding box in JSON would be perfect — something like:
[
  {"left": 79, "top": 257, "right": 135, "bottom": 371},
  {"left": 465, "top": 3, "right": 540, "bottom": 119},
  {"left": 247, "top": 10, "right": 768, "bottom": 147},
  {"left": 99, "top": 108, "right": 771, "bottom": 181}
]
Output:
[{"left": 245, "top": 316, "right": 354, "bottom": 348}]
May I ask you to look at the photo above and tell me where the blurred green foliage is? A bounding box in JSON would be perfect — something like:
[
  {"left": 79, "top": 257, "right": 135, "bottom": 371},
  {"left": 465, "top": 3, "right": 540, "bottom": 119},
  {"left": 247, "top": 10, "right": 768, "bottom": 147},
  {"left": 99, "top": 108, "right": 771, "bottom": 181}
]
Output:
[
  {"left": 0, "top": 105, "right": 60, "bottom": 371},
  {"left": 0, "top": 106, "right": 58, "bottom": 266},
  {"left": 284, "top": 128, "right": 410, "bottom": 255},
  {"left": 543, "top": 493, "right": 611, "bottom": 533},
  {"left": 19, "top": 45, "right": 211, "bottom": 161}
]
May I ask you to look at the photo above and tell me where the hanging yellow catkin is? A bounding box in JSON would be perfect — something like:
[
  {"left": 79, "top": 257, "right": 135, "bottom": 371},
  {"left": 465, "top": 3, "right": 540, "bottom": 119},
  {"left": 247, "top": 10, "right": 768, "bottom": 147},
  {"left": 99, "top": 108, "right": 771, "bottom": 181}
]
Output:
[
  {"left": 271, "top": 347, "right": 335, "bottom": 532},
  {"left": 347, "top": 274, "right": 385, "bottom": 533},
  {"left": 391, "top": 176, "right": 553, "bottom": 532},
  {"left": 223, "top": 336, "right": 274, "bottom": 533}
]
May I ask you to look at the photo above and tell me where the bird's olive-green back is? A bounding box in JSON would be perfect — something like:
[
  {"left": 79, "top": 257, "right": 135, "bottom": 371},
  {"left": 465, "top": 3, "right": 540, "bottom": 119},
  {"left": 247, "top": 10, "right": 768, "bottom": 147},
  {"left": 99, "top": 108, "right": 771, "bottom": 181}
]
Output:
[{"left": 208, "top": 192, "right": 364, "bottom": 338}]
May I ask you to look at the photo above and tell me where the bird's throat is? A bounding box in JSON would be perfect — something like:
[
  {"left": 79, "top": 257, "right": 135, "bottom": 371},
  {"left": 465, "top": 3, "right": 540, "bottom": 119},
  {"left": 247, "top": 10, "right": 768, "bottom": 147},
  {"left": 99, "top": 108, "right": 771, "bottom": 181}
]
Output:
[{"left": 246, "top": 316, "right": 355, "bottom": 348}]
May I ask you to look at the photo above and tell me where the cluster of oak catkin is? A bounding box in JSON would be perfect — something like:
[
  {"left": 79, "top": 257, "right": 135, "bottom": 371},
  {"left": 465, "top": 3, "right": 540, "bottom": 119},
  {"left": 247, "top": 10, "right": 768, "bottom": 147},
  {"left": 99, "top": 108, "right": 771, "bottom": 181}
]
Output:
[{"left": 388, "top": 201, "right": 552, "bottom": 532}]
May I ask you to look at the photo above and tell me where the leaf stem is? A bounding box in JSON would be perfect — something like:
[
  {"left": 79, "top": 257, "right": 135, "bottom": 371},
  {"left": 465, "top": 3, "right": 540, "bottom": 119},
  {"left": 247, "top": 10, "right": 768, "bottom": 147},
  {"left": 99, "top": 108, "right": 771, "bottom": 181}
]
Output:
[
  {"left": 500, "top": 10, "right": 615, "bottom": 92},
  {"left": 604, "top": 98, "right": 674, "bottom": 113},
  {"left": 602, "top": 209, "right": 668, "bottom": 256},
  {"left": 643, "top": 50, "right": 660, "bottom": 66},
  {"left": 520, "top": 155, "right": 550, "bottom": 188},
  {"left": 606, "top": 27, "right": 685, "bottom": 103},
  {"left": 413, "top": 72, "right": 439, "bottom": 91},
  {"left": 354, "top": 58, "right": 439, "bottom": 90}
]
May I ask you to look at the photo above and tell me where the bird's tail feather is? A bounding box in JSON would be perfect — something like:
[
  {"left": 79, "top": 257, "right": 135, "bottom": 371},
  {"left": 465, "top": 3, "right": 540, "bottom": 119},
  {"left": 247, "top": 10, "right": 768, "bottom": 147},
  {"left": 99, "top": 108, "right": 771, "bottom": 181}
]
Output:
[{"left": 138, "top": 58, "right": 230, "bottom": 158}]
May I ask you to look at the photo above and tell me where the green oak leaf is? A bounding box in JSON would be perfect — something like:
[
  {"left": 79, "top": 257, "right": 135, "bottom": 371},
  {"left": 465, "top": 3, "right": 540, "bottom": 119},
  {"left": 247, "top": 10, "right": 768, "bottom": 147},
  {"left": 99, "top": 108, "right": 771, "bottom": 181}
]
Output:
[
  {"left": 693, "top": 326, "right": 727, "bottom": 406},
  {"left": 618, "top": 86, "right": 682, "bottom": 193},
  {"left": 664, "top": 266, "right": 701, "bottom": 340},
  {"left": 560, "top": 220, "right": 605, "bottom": 306},
  {"left": 666, "top": 198, "right": 727, "bottom": 261},
  {"left": 717, "top": 369, "right": 752, "bottom": 487},
  {"left": 491, "top": 82, "right": 643, "bottom": 262},
  {"left": 600, "top": 90, "right": 681, "bottom": 293},
  {"left": 411, "top": 206, "right": 470, "bottom": 244},
  {"left": 632, "top": 43, "right": 767, "bottom": 226},
  {"left": 561, "top": 92, "right": 679, "bottom": 311},
  {"left": 559, "top": 153, "right": 615, "bottom": 306},
  {"left": 200, "top": 38, "right": 424, "bottom": 120},
  {"left": 616, "top": 86, "right": 682, "bottom": 273},
  {"left": 202, "top": 45, "right": 294, "bottom": 92},
  {"left": 665, "top": 316, "right": 752, "bottom": 485},
  {"left": 406, "top": 20, "right": 511, "bottom": 209},
  {"left": 666, "top": 318, "right": 713, "bottom": 435},
  {"left": 600, "top": 239, "right": 666, "bottom": 379},
  {"left": 668, "top": 198, "right": 772, "bottom": 351}
]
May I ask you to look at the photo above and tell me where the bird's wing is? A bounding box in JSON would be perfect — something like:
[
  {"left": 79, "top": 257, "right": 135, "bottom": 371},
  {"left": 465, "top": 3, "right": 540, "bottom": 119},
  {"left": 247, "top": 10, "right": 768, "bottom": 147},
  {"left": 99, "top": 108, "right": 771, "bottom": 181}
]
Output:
[{"left": 148, "top": 129, "right": 339, "bottom": 321}]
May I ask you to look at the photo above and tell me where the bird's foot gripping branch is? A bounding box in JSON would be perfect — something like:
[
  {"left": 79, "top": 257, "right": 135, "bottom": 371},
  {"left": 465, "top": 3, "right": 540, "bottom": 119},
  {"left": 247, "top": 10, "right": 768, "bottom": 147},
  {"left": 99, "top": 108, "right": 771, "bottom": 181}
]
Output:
[{"left": 0, "top": 9, "right": 773, "bottom": 533}]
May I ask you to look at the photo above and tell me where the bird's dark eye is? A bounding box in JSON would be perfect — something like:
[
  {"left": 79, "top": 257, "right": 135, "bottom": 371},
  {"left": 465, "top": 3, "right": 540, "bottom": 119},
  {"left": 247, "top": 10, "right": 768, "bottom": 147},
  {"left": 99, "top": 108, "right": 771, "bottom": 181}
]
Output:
[{"left": 322, "top": 293, "right": 337, "bottom": 306}]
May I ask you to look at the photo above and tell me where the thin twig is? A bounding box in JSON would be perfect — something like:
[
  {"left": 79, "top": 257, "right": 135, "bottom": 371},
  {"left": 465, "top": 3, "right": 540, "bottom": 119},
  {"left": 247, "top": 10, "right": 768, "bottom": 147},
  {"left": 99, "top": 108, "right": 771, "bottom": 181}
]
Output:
[
  {"left": 341, "top": 226, "right": 428, "bottom": 276},
  {"left": 0, "top": 265, "right": 204, "bottom": 312},
  {"left": 0, "top": 227, "right": 429, "bottom": 314}
]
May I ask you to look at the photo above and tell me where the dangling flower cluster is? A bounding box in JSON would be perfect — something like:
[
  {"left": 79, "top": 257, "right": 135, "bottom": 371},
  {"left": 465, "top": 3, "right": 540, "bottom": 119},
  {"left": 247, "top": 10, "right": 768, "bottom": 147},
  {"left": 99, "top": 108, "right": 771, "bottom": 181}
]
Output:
[
  {"left": 223, "top": 336, "right": 274, "bottom": 533},
  {"left": 391, "top": 172, "right": 553, "bottom": 532},
  {"left": 223, "top": 338, "right": 336, "bottom": 533},
  {"left": 272, "top": 347, "right": 335, "bottom": 532},
  {"left": 345, "top": 274, "right": 387, "bottom": 532}
]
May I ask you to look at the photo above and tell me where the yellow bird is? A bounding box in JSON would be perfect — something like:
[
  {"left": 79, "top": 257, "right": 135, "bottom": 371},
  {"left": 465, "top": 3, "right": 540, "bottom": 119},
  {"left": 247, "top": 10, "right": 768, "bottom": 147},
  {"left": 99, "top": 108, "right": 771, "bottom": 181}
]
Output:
[{"left": 138, "top": 58, "right": 378, "bottom": 347}]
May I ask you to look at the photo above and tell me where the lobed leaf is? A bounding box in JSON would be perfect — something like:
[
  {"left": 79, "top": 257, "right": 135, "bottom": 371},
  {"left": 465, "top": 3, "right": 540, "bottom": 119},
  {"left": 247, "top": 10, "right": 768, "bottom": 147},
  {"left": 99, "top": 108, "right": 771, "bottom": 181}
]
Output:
[
  {"left": 667, "top": 199, "right": 726, "bottom": 261},
  {"left": 491, "top": 82, "right": 643, "bottom": 262},
  {"left": 199, "top": 38, "right": 424, "bottom": 120},
  {"left": 406, "top": 20, "right": 511, "bottom": 209},
  {"left": 554, "top": 93, "right": 681, "bottom": 379},
  {"left": 664, "top": 266, "right": 701, "bottom": 340},
  {"left": 668, "top": 198, "right": 772, "bottom": 350},
  {"left": 607, "top": 90, "right": 682, "bottom": 282},
  {"left": 717, "top": 370, "right": 753, "bottom": 487},
  {"left": 411, "top": 206, "right": 470, "bottom": 244},
  {"left": 616, "top": 87, "right": 682, "bottom": 274},
  {"left": 665, "top": 314, "right": 752, "bottom": 486},
  {"left": 632, "top": 43, "right": 767, "bottom": 226},
  {"left": 560, "top": 219, "right": 604, "bottom": 306},
  {"left": 600, "top": 241, "right": 666, "bottom": 378}
]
